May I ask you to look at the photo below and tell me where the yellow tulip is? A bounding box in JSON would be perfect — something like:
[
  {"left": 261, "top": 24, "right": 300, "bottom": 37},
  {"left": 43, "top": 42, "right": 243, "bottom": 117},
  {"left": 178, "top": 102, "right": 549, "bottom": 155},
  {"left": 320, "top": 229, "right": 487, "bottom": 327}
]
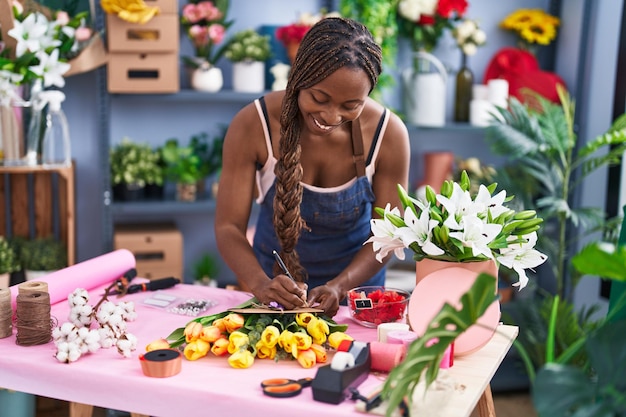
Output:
[
  {"left": 328, "top": 332, "right": 354, "bottom": 350},
  {"left": 228, "top": 350, "right": 255, "bottom": 369},
  {"left": 255, "top": 341, "right": 277, "bottom": 359},
  {"left": 184, "top": 321, "right": 203, "bottom": 343},
  {"left": 291, "top": 332, "right": 312, "bottom": 358},
  {"left": 145, "top": 338, "right": 170, "bottom": 352},
  {"left": 307, "top": 317, "right": 329, "bottom": 345},
  {"left": 278, "top": 330, "right": 296, "bottom": 354},
  {"left": 211, "top": 337, "right": 230, "bottom": 356},
  {"left": 223, "top": 313, "right": 245, "bottom": 333},
  {"left": 227, "top": 331, "right": 250, "bottom": 354},
  {"left": 295, "top": 312, "right": 315, "bottom": 327},
  {"left": 310, "top": 343, "right": 327, "bottom": 363},
  {"left": 200, "top": 325, "right": 222, "bottom": 343},
  {"left": 260, "top": 325, "right": 280, "bottom": 348},
  {"left": 296, "top": 348, "right": 317, "bottom": 368},
  {"left": 183, "top": 339, "right": 210, "bottom": 360}
]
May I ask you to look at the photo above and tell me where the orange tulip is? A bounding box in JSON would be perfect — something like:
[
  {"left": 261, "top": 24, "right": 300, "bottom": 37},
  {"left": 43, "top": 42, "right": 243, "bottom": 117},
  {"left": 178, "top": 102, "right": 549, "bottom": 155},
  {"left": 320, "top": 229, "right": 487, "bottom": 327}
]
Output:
[
  {"left": 296, "top": 348, "right": 317, "bottom": 368},
  {"left": 310, "top": 343, "right": 327, "bottom": 363},
  {"left": 201, "top": 325, "right": 222, "bottom": 343},
  {"left": 222, "top": 313, "right": 244, "bottom": 333},
  {"left": 145, "top": 338, "right": 170, "bottom": 352},
  {"left": 211, "top": 337, "right": 229, "bottom": 356},
  {"left": 184, "top": 321, "right": 203, "bottom": 343}
]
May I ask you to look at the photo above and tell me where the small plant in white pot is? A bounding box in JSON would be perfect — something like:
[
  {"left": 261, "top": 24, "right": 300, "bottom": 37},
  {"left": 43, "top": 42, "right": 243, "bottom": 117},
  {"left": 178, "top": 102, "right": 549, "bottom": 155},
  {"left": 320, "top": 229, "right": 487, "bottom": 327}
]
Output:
[
  {"left": 225, "top": 29, "right": 271, "bottom": 93},
  {"left": 0, "top": 237, "right": 19, "bottom": 289},
  {"left": 17, "top": 237, "right": 67, "bottom": 281}
]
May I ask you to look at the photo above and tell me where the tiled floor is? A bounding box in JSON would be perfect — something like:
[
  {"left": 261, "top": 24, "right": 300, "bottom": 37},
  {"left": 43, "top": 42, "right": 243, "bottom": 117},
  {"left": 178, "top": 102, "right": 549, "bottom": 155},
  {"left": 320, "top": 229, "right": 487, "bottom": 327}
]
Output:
[{"left": 37, "top": 392, "right": 536, "bottom": 417}]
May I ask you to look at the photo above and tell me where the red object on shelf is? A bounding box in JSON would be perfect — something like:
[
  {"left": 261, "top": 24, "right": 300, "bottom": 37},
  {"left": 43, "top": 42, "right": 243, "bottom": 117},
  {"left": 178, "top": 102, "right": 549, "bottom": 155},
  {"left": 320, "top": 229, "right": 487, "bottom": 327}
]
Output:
[{"left": 483, "top": 47, "right": 566, "bottom": 104}]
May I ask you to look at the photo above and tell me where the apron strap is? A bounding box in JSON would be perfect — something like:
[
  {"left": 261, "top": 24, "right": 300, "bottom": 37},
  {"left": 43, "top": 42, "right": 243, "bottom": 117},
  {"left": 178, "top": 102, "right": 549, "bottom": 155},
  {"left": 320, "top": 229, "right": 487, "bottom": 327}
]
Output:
[{"left": 351, "top": 119, "right": 366, "bottom": 178}]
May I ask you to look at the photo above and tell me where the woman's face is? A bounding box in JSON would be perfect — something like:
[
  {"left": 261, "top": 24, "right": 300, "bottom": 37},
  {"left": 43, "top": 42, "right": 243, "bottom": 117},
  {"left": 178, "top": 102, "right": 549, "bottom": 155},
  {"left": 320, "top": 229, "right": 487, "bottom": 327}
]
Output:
[{"left": 297, "top": 66, "right": 371, "bottom": 136}]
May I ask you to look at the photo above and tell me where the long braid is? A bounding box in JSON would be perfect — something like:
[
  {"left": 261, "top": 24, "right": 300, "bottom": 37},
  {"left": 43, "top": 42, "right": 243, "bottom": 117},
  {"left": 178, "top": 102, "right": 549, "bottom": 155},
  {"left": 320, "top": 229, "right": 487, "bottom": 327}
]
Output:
[{"left": 273, "top": 17, "right": 382, "bottom": 282}]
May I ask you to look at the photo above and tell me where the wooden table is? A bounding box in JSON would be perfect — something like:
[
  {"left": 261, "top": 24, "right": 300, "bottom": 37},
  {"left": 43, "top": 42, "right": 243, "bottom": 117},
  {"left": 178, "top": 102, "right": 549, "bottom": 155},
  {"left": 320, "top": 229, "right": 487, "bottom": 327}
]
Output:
[{"left": 0, "top": 285, "right": 517, "bottom": 417}]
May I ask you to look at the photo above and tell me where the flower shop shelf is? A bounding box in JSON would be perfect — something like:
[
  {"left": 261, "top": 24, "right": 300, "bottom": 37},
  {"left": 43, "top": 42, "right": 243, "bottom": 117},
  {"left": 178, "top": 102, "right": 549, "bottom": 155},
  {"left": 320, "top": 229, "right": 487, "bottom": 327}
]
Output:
[
  {"left": 110, "top": 198, "right": 217, "bottom": 216},
  {"left": 408, "top": 122, "right": 486, "bottom": 133},
  {"left": 110, "top": 89, "right": 267, "bottom": 104}
]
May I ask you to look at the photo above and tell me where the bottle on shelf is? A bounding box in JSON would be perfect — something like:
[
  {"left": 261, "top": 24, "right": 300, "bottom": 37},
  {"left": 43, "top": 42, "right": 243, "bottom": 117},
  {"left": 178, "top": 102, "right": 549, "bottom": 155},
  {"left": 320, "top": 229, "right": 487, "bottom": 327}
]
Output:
[
  {"left": 41, "top": 90, "right": 71, "bottom": 168},
  {"left": 454, "top": 54, "right": 474, "bottom": 123}
]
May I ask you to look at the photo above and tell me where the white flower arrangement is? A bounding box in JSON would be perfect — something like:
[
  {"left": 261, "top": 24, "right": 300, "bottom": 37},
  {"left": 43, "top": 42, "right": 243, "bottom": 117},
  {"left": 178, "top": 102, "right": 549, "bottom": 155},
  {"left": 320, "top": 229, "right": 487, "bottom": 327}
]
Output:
[
  {"left": 366, "top": 171, "right": 548, "bottom": 290},
  {"left": 452, "top": 18, "right": 487, "bottom": 56}
]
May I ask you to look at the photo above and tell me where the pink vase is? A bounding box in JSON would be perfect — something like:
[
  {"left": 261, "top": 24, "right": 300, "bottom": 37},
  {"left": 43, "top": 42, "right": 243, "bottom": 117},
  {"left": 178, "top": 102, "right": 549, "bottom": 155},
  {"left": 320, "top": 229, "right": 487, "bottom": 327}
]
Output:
[{"left": 409, "top": 258, "right": 501, "bottom": 357}]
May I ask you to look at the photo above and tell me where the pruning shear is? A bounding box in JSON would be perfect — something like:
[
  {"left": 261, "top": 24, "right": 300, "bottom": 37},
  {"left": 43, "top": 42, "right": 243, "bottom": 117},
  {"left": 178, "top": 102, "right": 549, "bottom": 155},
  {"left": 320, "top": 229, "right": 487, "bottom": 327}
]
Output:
[{"left": 260, "top": 377, "right": 313, "bottom": 398}]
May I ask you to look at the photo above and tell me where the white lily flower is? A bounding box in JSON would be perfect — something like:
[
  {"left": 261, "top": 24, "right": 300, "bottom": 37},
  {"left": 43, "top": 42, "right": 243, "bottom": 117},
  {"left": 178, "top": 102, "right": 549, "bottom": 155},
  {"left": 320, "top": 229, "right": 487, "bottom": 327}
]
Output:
[
  {"left": 449, "top": 215, "right": 502, "bottom": 259},
  {"left": 497, "top": 232, "right": 548, "bottom": 289},
  {"left": 365, "top": 204, "right": 406, "bottom": 262},
  {"left": 31, "top": 49, "right": 70, "bottom": 88},
  {"left": 395, "top": 206, "right": 444, "bottom": 256},
  {"left": 473, "top": 184, "right": 509, "bottom": 219},
  {"left": 8, "top": 12, "right": 50, "bottom": 56},
  {"left": 437, "top": 182, "right": 476, "bottom": 230}
]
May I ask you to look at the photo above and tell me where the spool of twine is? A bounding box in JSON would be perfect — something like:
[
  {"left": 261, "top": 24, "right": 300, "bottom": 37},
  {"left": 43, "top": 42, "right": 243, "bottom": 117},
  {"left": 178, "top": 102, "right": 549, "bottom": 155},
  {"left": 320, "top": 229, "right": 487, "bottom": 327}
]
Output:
[
  {"left": 369, "top": 341, "right": 407, "bottom": 372},
  {"left": 15, "top": 290, "right": 54, "bottom": 346},
  {"left": 0, "top": 288, "right": 12, "bottom": 339},
  {"left": 18, "top": 280, "right": 49, "bottom": 296}
]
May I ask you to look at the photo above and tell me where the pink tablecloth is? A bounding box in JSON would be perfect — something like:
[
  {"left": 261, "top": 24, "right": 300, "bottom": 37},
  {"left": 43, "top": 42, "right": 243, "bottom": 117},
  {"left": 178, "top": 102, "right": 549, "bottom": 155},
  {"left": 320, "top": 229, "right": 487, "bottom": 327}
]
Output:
[{"left": 0, "top": 285, "right": 384, "bottom": 417}]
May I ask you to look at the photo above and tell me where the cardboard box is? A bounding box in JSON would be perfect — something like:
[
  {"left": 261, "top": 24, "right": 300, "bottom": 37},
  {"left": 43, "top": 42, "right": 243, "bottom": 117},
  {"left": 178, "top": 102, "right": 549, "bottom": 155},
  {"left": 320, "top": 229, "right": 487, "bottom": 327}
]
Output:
[
  {"left": 114, "top": 223, "right": 183, "bottom": 280},
  {"left": 107, "top": 52, "right": 179, "bottom": 93},
  {"left": 107, "top": 14, "right": 179, "bottom": 53}
]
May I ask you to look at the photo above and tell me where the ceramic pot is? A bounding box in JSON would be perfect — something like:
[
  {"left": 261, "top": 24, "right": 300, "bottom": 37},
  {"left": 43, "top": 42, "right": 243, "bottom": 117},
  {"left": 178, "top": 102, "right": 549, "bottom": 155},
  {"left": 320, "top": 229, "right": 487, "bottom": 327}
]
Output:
[
  {"left": 402, "top": 51, "right": 448, "bottom": 127},
  {"left": 419, "top": 151, "right": 455, "bottom": 193},
  {"left": 191, "top": 64, "right": 223, "bottom": 93},
  {"left": 285, "top": 41, "right": 300, "bottom": 64},
  {"left": 176, "top": 182, "right": 197, "bottom": 202},
  {"left": 232, "top": 61, "right": 265, "bottom": 93},
  {"left": 409, "top": 259, "right": 501, "bottom": 356}
]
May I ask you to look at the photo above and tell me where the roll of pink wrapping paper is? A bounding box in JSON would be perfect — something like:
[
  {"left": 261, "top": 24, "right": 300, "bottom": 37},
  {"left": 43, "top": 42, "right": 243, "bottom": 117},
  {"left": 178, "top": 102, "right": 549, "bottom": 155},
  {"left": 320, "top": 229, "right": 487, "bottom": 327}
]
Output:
[{"left": 9, "top": 249, "right": 136, "bottom": 310}]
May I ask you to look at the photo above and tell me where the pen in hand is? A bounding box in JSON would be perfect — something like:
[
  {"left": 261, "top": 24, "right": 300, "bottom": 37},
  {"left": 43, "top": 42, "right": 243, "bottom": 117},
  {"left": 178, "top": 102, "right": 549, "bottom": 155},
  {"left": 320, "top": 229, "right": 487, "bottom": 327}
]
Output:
[
  {"left": 273, "top": 250, "right": 308, "bottom": 307},
  {"left": 272, "top": 250, "right": 294, "bottom": 281}
]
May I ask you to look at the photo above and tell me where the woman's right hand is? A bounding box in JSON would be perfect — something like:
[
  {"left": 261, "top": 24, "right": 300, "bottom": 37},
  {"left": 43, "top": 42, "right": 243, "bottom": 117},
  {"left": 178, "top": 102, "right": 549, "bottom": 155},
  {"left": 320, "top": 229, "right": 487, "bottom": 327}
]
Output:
[{"left": 251, "top": 275, "right": 308, "bottom": 310}]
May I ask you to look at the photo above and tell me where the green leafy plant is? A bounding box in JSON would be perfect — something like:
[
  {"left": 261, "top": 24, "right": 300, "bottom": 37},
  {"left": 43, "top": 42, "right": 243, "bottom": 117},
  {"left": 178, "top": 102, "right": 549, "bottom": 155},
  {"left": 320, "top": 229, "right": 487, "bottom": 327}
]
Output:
[
  {"left": 189, "top": 131, "right": 224, "bottom": 178},
  {"left": 381, "top": 273, "right": 498, "bottom": 415},
  {"left": 192, "top": 253, "right": 220, "bottom": 284},
  {"left": 530, "top": 242, "right": 626, "bottom": 416},
  {"left": 109, "top": 138, "right": 164, "bottom": 187},
  {"left": 486, "top": 86, "right": 626, "bottom": 376},
  {"left": 486, "top": 87, "right": 626, "bottom": 298},
  {"left": 0, "top": 236, "right": 19, "bottom": 275},
  {"left": 161, "top": 138, "right": 204, "bottom": 185},
  {"left": 224, "top": 29, "right": 271, "bottom": 63},
  {"left": 16, "top": 237, "right": 67, "bottom": 271}
]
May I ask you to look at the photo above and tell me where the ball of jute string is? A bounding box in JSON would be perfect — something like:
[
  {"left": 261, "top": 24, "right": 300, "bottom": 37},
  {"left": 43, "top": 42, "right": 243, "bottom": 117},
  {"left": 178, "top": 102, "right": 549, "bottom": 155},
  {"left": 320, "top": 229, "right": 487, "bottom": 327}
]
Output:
[
  {"left": 15, "top": 291, "right": 56, "bottom": 346},
  {"left": 0, "top": 288, "right": 13, "bottom": 339},
  {"left": 18, "top": 280, "right": 49, "bottom": 296}
]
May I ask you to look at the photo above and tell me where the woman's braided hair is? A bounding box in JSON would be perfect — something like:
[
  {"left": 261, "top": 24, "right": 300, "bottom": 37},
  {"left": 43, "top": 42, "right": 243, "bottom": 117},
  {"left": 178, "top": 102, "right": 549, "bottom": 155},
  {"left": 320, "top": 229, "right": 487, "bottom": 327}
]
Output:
[{"left": 273, "top": 17, "right": 383, "bottom": 282}]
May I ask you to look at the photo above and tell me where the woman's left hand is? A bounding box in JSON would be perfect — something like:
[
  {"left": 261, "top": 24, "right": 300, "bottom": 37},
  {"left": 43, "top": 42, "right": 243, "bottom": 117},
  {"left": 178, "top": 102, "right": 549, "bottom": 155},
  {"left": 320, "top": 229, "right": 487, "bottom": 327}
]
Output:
[{"left": 307, "top": 284, "right": 343, "bottom": 317}]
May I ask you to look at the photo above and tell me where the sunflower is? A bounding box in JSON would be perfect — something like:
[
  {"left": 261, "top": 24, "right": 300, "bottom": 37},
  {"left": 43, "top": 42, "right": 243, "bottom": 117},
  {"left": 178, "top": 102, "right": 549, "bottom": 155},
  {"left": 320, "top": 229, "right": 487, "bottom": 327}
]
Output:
[{"left": 500, "top": 8, "right": 560, "bottom": 49}]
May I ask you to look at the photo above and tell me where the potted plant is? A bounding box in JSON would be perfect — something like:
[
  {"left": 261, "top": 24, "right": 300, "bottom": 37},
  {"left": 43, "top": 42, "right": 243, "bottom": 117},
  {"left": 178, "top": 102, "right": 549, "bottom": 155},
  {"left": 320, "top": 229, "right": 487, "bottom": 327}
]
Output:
[
  {"left": 224, "top": 29, "right": 272, "bottom": 93},
  {"left": 0, "top": 236, "right": 19, "bottom": 288},
  {"left": 161, "top": 138, "right": 205, "bottom": 202},
  {"left": 16, "top": 237, "right": 67, "bottom": 281},
  {"left": 109, "top": 138, "right": 164, "bottom": 201},
  {"left": 192, "top": 253, "right": 220, "bottom": 286},
  {"left": 484, "top": 87, "right": 626, "bottom": 374},
  {"left": 189, "top": 131, "right": 224, "bottom": 198}
]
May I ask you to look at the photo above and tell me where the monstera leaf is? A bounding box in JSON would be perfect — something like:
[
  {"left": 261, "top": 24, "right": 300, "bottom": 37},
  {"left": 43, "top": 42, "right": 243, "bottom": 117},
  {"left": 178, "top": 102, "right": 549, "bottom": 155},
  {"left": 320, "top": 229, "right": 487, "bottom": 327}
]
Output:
[{"left": 381, "top": 273, "right": 498, "bottom": 416}]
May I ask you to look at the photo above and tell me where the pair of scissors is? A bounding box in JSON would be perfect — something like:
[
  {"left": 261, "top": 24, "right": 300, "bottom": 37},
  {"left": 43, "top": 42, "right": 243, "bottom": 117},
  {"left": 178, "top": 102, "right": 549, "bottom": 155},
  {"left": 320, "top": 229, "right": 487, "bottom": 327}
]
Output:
[{"left": 260, "top": 377, "right": 313, "bottom": 398}]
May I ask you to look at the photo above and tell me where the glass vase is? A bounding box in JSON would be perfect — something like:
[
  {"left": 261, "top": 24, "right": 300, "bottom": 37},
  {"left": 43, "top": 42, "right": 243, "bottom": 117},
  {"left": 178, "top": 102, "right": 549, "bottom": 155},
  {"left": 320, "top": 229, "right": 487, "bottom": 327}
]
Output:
[{"left": 454, "top": 54, "right": 474, "bottom": 123}]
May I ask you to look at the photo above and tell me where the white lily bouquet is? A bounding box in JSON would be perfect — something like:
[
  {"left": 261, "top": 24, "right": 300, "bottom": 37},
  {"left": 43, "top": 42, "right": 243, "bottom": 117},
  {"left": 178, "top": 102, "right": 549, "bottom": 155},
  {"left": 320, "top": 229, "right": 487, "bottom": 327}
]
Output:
[{"left": 367, "top": 171, "right": 548, "bottom": 290}]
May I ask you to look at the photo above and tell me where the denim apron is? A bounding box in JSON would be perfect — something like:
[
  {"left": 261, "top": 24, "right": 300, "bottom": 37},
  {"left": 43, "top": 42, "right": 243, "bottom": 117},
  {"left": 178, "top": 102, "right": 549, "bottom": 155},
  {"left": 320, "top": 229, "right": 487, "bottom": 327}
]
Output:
[{"left": 252, "top": 99, "right": 387, "bottom": 290}]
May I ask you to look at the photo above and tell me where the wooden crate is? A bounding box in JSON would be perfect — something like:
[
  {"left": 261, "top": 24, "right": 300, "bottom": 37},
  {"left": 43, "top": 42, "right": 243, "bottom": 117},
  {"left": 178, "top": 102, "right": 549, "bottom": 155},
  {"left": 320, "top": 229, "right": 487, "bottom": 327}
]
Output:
[{"left": 0, "top": 164, "right": 76, "bottom": 266}]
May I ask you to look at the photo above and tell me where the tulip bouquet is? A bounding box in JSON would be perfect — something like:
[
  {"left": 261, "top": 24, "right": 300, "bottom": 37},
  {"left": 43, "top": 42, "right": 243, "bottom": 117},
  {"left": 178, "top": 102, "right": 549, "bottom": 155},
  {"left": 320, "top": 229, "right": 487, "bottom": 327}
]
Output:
[
  {"left": 366, "top": 171, "right": 548, "bottom": 290},
  {"left": 159, "top": 298, "right": 351, "bottom": 369}
]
